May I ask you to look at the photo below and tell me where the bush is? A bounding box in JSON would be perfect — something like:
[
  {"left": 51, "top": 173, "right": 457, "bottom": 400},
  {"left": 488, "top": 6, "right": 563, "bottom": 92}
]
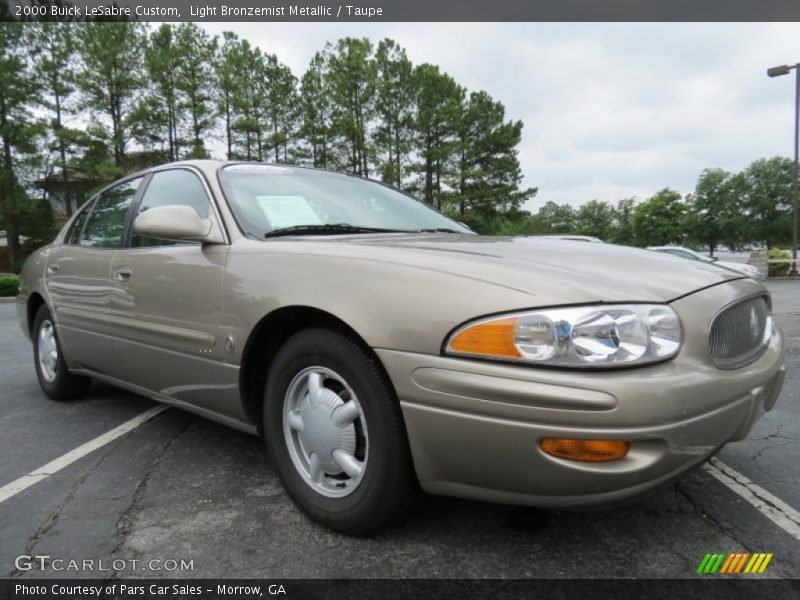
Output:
[
  {"left": 769, "top": 248, "right": 791, "bottom": 277},
  {"left": 0, "top": 274, "right": 19, "bottom": 297}
]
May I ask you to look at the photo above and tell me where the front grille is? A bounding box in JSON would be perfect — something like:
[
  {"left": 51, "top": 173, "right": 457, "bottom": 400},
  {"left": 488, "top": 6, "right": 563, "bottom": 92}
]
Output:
[{"left": 709, "top": 294, "right": 771, "bottom": 369}]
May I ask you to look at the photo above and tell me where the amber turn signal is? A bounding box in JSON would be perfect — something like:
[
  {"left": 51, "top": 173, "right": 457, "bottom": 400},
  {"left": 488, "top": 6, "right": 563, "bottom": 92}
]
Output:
[
  {"left": 539, "top": 438, "right": 630, "bottom": 462},
  {"left": 448, "top": 317, "right": 522, "bottom": 359}
]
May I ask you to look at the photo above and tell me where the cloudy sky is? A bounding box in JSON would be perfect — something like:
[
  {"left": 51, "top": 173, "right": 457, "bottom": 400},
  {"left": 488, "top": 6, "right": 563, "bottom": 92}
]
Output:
[{"left": 202, "top": 22, "right": 800, "bottom": 211}]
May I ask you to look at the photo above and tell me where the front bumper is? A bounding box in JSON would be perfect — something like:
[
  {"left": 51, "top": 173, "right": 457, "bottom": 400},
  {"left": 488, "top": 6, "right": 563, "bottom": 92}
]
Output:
[{"left": 377, "top": 278, "right": 787, "bottom": 508}]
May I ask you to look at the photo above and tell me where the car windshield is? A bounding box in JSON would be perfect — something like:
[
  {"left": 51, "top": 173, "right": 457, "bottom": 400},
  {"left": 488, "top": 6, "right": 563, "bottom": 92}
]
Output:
[{"left": 218, "top": 164, "right": 472, "bottom": 238}]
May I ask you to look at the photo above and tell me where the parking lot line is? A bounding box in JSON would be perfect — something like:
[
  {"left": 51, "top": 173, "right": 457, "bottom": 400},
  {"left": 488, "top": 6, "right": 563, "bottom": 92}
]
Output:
[
  {"left": 705, "top": 458, "right": 800, "bottom": 541},
  {"left": 0, "top": 405, "right": 168, "bottom": 505}
]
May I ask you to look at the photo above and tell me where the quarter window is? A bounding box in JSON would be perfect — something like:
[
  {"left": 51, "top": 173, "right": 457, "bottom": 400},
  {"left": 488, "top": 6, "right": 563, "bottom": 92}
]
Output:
[
  {"left": 79, "top": 178, "right": 143, "bottom": 248},
  {"left": 132, "top": 169, "right": 212, "bottom": 247},
  {"left": 66, "top": 201, "right": 93, "bottom": 245}
]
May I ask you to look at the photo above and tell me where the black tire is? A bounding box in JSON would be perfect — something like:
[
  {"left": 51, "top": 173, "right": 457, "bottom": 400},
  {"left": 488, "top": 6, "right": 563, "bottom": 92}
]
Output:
[
  {"left": 32, "top": 304, "right": 91, "bottom": 401},
  {"left": 263, "top": 328, "right": 417, "bottom": 535}
]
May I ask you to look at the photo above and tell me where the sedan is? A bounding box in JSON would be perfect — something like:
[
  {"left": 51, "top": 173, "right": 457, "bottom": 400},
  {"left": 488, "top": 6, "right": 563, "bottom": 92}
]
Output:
[
  {"left": 648, "top": 245, "right": 765, "bottom": 280},
  {"left": 17, "top": 161, "right": 786, "bottom": 534}
]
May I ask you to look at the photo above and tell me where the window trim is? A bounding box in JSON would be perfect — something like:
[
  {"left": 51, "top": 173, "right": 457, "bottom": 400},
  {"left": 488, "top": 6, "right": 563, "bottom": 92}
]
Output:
[{"left": 120, "top": 166, "right": 229, "bottom": 249}]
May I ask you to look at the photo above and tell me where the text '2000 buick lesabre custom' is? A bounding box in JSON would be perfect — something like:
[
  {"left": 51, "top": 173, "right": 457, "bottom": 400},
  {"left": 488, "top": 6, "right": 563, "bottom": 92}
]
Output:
[{"left": 17, "top": 161, "right": 786, "bottom": 533}]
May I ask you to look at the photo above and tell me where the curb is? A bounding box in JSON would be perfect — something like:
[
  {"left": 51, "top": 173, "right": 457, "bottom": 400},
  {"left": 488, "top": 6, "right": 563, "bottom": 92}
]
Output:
[{"left": 0, "top": 297, "right": 17, "bottom": 303}]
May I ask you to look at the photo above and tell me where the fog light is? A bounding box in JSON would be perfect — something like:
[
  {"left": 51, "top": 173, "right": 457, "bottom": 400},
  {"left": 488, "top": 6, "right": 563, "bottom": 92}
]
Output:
[{"left": 539, "top": 438, "right": 630, "bottom": 462}]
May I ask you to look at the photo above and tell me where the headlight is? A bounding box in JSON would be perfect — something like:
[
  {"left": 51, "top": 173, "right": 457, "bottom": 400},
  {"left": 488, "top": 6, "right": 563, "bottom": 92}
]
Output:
[{"left": 445, "top": 304, "right": 683, "bottom": 368}]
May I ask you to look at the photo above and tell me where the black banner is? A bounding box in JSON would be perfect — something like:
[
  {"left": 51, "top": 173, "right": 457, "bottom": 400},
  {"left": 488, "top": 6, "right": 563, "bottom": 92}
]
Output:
[
  {"left": 5, "top": 0, "right": 800, "bottom": 22},
  {"left": 2, "top": 579, "right": 800, "bottom": 600}
]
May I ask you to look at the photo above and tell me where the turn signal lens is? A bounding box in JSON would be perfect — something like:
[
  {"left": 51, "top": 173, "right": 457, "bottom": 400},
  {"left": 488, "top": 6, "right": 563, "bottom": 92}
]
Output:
[
  {"left": 539, "top": 438, "right": 630, "bottom": 462},
  {"left": 448, "top": 317, "right": 522, "bottom": 359}
]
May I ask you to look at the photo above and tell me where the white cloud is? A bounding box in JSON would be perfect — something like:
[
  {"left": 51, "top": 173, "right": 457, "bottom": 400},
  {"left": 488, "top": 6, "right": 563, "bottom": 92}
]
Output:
[{"left": 200, "top": 22, "right": 800, "bottom": 211}]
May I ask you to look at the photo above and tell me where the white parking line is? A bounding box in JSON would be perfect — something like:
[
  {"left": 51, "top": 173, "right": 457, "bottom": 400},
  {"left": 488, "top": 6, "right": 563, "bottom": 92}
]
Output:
[
  {"left": 0, "top": 405, "right": 168, "bottom": 505},
  {"left": 705, "top": 458, "right": 800, "bottom": 541}
]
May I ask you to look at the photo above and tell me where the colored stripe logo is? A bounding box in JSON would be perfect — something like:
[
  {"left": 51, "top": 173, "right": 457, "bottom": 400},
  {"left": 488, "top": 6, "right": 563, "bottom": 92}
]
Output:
[{"left": 696, "top": 552, "right": 773, "bottom": 574}]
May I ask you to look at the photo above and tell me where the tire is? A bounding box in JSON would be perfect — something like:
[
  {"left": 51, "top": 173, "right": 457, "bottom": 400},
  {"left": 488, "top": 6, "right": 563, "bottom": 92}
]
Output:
[
  {"left": 33, "top": 304, "right": 91, "bottom": 401},
  {"left": 263, "top": 328, "right": 417, "bottom": 534}
]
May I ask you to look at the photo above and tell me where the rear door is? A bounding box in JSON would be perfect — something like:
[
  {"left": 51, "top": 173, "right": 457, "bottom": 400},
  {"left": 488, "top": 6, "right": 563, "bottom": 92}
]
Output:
[
  {"left": 108, "top": 168, "right": 243, "bottom": 422},
  {"left": 45, "top": 176, "right": 144, "bottom": 376}
]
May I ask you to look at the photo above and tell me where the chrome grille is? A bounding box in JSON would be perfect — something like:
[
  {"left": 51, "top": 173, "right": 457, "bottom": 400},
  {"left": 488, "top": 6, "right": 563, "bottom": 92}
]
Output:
[{"left": 709, "top": 295, "right": 771, "bottom": 369}]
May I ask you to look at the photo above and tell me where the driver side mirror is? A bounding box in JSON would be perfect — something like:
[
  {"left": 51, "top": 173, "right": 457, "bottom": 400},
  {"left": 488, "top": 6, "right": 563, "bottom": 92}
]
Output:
[{"left": 133, "top": 205, "right": 224, "bottom": 244}]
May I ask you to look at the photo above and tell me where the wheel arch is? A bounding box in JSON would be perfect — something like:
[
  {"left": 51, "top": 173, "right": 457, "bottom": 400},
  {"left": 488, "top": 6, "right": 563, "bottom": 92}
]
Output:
[{"left": 239, "top": 305, "right": 396, "bottom": 432}]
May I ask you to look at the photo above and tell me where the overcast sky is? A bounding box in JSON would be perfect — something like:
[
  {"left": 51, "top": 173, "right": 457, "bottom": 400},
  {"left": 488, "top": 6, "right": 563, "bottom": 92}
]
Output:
[{"left": 201, "top": 22, "right": 800, "bottom": 211}]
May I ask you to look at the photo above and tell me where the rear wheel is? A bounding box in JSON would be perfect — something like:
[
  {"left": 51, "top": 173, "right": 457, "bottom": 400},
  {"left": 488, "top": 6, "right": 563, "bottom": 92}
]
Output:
[
  {"left": 263, "top": 328, "right": 416, "bottom": 534},
  {"left": 33, "top": 304, "right": 90, "bottom": 401}
]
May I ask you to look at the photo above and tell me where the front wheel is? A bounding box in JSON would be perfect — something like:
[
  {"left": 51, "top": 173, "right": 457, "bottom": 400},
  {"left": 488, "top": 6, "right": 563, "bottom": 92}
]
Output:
[
  {"left": 263, "top": 328, "right": 416, "bottom": 534},
  {"left": 33, "top": 304, "right": 90, "bottom": 401}
]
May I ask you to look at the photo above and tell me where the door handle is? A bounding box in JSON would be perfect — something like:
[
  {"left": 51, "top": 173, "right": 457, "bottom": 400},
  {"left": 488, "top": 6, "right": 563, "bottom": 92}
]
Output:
[
  {"left": 115, "top": 266, "right": 133, "bottom": 282},
  {"left": 47, "top": 263, "right": 59, "bottom": 274}
]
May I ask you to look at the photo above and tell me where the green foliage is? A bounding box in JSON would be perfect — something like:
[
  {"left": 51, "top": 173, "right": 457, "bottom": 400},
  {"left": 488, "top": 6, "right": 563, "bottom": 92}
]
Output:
[
  {"left": 574, "top": 200, "right": 615, "bottom": 240},
  {"left": 537, "top": 201, "right": 575, "bottom": 233},
  {"left": 0, "top": 274, "right": 20, "bottom": 297},
  {"left": 742, "top": 157, "right": 794, "bottom": 249},
  {"left": 631, "top": 188, "right": 685, "bottom": 247},
  {"left": 768, "top": 248, "right": 791, "bottom": 277},
  {"left": 76, "top": 21, "right": 147, "bottom": 169}
]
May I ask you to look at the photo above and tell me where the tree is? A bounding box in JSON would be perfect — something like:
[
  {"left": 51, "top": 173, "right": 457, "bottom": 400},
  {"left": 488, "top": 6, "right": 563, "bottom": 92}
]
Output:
[
  {"left": 446, "top": 90, "right": 535, "bottom": 223},
  {"left": 574, "top": 199, "right": 615, "bottom": 240},
  {"left": 174, "top": 23, "right": 217, "bottom": 158},
  {"left": 0, "top": 23, "right": 43, "bottom": 270},
  {"left": 326, "top": 38, "right": 376, "bottom": 176},
  {"left": 373, "top": 39, "right": 415, "bottom": 187},
  {"left": 33, "top": 21, "right": 83, "bottom": 216},
  {"left": 742, "top": 157, "right": 794, "bottom": 249},
  {"left": 412, "top": 63, "right": 463, "bottom": 208},
  {"left": 76, "top": 21, "right": 146, "bottom": 169},
  {"left": 298, "top": 51, "right": 333, "bottom": 168},
  {"left": 262, "top": 54, "right": 297, "bottom": 163},
  {"left": 138, "top": 24, "right": 183, "bottom": 161},
  {"left": 631, "top": 188, "right": 685, "bottom": 246},
  {"left": 215, "top": 31, "right": 240, "bottom": 160},
  {"left": 684, "top": 168, "right": 747, "bottom": 255},
  {"left": 537, "top": 201, "right": 575, "bottom": 233},
  {"left": 608, "top": 198, "right": 635, "bottom": 245}
]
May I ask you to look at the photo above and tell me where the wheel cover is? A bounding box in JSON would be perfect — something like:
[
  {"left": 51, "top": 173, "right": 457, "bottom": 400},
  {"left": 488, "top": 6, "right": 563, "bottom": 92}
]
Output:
[
  {"left": 283, "top": 366, "right": 368, "bottom": 498},
  {"left": 38, "top": 319, "right": 58, "bottom": 383}
]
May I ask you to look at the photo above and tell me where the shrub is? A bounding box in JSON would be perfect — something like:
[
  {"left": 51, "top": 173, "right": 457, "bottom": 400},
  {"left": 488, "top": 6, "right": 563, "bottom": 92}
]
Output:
[
  {"left": 0, "top": 274, "right": 19, "bottom": 297},
  {"left": 768, "top": 248, "right": 791, "bottom": 277}
]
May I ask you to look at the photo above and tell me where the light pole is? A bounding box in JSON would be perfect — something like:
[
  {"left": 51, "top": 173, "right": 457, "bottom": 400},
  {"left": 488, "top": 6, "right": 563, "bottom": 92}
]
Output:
[{"left": 767, "top": 63, "right": 799, "bottom": 276}]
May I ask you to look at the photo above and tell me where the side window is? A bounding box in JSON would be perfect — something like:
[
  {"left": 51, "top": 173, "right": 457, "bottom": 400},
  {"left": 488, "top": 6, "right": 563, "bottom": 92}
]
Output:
[
  {"left": 132, "top": 169, "right": 211, "bottom": 247},
  {"left": 80, "top": 178, "right": 143, "bottom": 248},
  {"left": 65, "top": 201, "right": 94, "bottom": 245}
]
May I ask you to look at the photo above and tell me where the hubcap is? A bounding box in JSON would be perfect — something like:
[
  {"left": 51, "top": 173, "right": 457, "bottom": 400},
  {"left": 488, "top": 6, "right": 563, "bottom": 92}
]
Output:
[
  {"left": 283, "top": 367, "right": 368, "bottom": 498},
  {"left": 37, "top": 320, "right": 58, "bottom": 383}
]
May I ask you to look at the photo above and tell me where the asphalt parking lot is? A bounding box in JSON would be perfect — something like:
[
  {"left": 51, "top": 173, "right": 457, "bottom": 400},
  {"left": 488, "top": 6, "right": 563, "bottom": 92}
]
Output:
[{"left": 0, "top": 281, "right": 798, "bottom": 580}]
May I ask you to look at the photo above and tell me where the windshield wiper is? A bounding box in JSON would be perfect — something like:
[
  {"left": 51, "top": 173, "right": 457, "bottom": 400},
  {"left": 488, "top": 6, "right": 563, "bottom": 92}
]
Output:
[{"left": 264, "top": 223, "right": 409, "bottom": 238}]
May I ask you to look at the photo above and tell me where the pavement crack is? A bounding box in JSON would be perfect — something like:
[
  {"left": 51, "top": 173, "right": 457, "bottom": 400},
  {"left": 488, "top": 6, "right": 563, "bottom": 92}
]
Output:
[
  {"left": 7, "top": 438, "right": 126, "bottom": 579},
  {"left": 674, "top": 483, "right": 753, "bottom": 551},
  {"left": 110, "top": 421, "right": 193, "bottom": 574}
]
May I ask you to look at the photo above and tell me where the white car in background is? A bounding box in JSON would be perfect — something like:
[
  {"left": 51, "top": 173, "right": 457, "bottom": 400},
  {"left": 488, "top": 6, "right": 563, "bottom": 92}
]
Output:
[{"left": 648, "top": 246, "right": 765, "bottom": 281}]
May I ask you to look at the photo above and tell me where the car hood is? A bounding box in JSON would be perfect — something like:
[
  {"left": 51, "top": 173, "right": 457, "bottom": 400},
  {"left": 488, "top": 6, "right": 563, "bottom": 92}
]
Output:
[{"left": 250, "top": 234, "right": 746, "bottom": 305}]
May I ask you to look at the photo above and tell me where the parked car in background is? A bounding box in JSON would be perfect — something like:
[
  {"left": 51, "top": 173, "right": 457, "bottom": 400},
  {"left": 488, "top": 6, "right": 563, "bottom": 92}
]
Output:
[
  {"left": 17, "top": 161, "right": 785, "bottom": 533},
  {"left": 648, "top": 246, "right": 765, "bottom": 281}
]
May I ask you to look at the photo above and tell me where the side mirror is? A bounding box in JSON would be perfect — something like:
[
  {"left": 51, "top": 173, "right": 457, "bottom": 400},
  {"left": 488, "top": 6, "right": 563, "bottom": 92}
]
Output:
[{"left": 133, "top": 205, "right": 224, "bottom": 244}]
